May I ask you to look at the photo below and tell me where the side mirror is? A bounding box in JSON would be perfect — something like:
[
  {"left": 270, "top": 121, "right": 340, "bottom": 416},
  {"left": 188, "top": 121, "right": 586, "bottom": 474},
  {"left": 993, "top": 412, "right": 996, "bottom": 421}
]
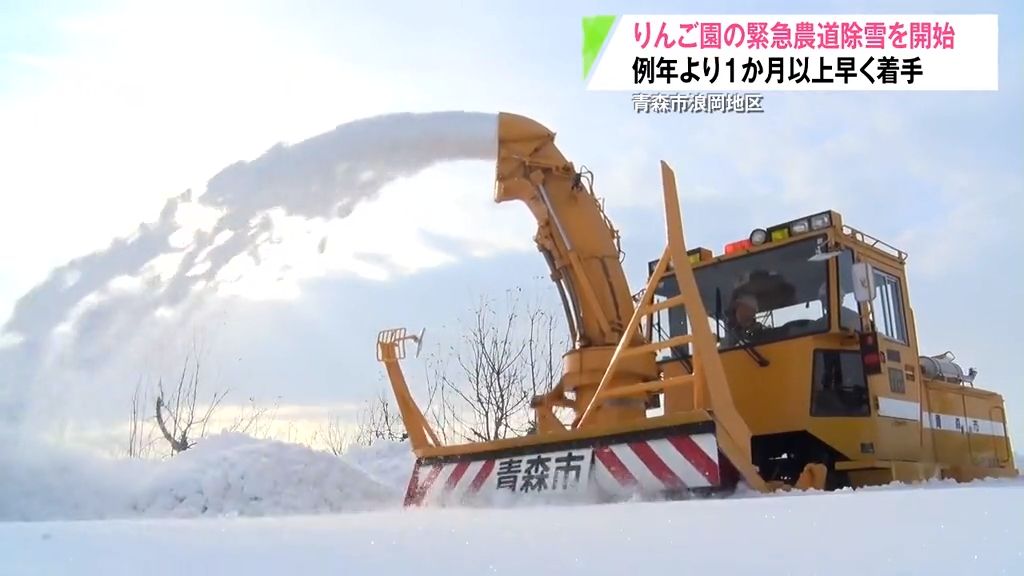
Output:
[
  {"left": 808, "top": 239, "right": 842, "bottom": 262},
  {"left": 808, "top": 250, "right": 841, "bottom": 262},
  {"left": 851, "top": 262, "right": 875, "bottom": 303},
  {"left": 414, "top": 327, "right": 426, "bottom": 357}
]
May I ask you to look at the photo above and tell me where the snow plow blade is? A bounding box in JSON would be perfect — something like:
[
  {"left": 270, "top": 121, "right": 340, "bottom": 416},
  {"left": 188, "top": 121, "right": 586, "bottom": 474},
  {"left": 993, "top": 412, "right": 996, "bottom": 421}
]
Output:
[{"left": 403, "top": 415, "right": 735, "bottom": 507}]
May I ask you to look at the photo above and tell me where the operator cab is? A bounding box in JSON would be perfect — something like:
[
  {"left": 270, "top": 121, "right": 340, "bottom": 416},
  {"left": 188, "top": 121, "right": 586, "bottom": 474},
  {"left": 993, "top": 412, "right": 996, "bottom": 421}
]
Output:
[
  {"left": 647, "top": 211, "right": 868, "bottom": 362},
  {"left": 646, "top": 210, "right": 917, "bottom": 486}
]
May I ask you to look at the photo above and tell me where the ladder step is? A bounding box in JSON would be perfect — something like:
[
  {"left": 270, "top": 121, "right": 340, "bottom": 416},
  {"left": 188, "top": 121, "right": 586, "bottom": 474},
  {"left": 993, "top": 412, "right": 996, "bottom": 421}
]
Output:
[
  {"left": 645, "top": 294, "right": 688, "bottom": 314},
  {"left": 621, "top": 334, "right": 693, "bottom": 358},
  {"left": 601, "top": 375, "right": 695, "bottom": 400}
]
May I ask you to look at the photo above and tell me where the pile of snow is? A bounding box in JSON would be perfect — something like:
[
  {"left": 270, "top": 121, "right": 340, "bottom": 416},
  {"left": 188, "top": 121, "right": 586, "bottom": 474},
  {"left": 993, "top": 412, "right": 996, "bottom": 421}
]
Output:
[
  {"left": 0, "top": 433, "right": 407, "bottom": 522},
  {"left": 340, "top": 439, "right": 416, "bottom": 492},
  {"left": 131, "top": 434, "right": 403, "bottom": 518}
]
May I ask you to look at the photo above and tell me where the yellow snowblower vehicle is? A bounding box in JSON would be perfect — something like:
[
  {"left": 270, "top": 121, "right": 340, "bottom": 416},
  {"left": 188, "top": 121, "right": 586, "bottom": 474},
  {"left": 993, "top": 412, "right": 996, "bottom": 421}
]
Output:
[{"left": 376, "top": 112, "right": 1018, "bottom": 507}]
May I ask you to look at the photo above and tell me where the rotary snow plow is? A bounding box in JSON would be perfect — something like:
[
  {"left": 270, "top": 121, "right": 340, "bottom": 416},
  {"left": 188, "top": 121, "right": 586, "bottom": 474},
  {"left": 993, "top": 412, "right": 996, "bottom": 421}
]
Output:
[{"left": 376, "top": 112, "right": 1017, "bottom": 508}]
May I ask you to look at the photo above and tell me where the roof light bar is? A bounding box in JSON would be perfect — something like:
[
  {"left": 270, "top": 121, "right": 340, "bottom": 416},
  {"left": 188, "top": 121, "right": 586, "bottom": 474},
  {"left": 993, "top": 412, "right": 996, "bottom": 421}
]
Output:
[
  {"left": 761, "top": 211, "right": 835, "bottom": 243},
  {"left": 647, "top": 247, "right": 713, "bottom": 276}
]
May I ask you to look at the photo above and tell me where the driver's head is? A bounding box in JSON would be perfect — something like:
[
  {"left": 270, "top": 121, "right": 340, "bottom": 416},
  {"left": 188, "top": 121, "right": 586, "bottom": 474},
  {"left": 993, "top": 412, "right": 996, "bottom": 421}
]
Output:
[{"left": 734, "top": 294, "right": 758, "bottom": 326}]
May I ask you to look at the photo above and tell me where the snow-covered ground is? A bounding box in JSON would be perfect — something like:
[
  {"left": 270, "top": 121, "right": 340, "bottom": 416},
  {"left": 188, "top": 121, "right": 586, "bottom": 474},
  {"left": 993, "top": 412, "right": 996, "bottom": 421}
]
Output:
[
  {"left": 1, "top": 435, "right": 1021, "bottom": 575},
  {"left": 3, "top": 478, "right": 1022, "bottom": 575}
]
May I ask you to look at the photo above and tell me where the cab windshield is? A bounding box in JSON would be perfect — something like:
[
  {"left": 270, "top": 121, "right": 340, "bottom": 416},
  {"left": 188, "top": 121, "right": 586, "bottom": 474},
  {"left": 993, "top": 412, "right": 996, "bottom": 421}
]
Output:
[{"left": 654, "top": 235, "right": 832, "bottom": 353}]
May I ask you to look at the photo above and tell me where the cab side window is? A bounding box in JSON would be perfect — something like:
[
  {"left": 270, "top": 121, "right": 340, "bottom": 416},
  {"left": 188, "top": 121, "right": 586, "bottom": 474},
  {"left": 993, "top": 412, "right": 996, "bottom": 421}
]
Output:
[
  {"left": 811, "top": 350, "right": 870, "bottom": 417},
  {"left": 872, "top": 269, "right": 908, "bottom": 344}
]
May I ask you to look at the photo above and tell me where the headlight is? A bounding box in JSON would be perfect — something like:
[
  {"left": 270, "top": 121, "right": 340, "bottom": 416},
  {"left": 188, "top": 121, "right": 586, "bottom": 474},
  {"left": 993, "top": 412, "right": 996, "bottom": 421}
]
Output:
[
  {"left": 749, "top": 228, "right": 768, "bottom": 245},
  {"left": 790, "top": 219, "right": 810, "bottom": 235},
  {"left": 810, "top": 213, "right": 831, "bottom": 230}
]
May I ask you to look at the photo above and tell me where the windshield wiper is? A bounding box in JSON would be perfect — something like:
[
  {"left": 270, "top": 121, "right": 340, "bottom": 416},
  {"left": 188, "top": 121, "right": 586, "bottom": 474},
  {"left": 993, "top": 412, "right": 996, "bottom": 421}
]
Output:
[{"left": 735, "top": 333, "right": 770, "bottom": 367}]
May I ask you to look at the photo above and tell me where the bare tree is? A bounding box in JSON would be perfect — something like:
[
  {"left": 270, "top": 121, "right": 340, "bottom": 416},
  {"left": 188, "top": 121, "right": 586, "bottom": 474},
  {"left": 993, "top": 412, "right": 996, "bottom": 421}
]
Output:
[
  {"left": 154, "top": 349, "right": 229, "bottom": 455},
  {"left": 126, "top": 377, "right": 159, "bottom": 458},
  {"left": 317, "top": 413, "right": 358, "bottom": 456},
  {"left": 227, "top": 396, "right": 281, "bottom": 438},
  {"left": 422, "top": 359, "right": 455, "bottom": 444},
  {"left": 355, "top": 388, "right": 407, "bottom": 445},
  {"left": 420, "top": 288, "right": 568, "bottom": 443},
  {"left": 522, "top": 293, "right": 568, "bottom": 432},
  {"left": 313, "top": 388, "right": 406, "bottom": 455}
]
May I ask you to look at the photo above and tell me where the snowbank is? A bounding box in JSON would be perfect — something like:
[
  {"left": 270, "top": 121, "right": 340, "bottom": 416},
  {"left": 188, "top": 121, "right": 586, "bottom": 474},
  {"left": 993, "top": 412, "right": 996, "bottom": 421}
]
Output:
[
  {"left": 131, "top": 434, "right": 403, "bottom": 518},
  {"left": 0, "top": 433, "right": 405, "bottom": 522},
  {"left": 340, "top": 439, "right": 416, "bottom": 492}
]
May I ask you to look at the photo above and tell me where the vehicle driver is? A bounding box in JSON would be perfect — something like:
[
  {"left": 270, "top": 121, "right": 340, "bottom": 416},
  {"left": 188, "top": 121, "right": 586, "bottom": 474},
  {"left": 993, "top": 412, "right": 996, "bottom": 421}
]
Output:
[{"left": 725, "top": 293, "right": 764, "bottom": 346}]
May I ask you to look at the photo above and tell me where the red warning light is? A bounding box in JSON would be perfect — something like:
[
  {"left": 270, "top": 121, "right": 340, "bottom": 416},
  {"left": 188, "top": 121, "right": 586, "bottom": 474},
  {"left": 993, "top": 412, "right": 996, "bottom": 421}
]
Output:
[
  {"left": 859, "top": 331, "right": 882, "bottom": 375},
  {"left": 724, "top": 239, "right": 752, "bottom": 255}
]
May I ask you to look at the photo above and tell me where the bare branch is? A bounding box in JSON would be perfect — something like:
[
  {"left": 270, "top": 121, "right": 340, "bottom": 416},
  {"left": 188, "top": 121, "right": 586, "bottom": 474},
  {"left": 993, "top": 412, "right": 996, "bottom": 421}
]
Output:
[
  {"left": 155, "top": 394, "right": 189, "bottom": 453},
  {"left": 318, "top": 413, "right": 355, "bottom": 455},
  {"left": 126, "top": 376, "right": 158, "bottom": 458},
  {"left": 227, "top": 396, "right": 281, "bottom": 438},
  {"left": 152, "top": 343, "right": 230, "bottom": 455}
]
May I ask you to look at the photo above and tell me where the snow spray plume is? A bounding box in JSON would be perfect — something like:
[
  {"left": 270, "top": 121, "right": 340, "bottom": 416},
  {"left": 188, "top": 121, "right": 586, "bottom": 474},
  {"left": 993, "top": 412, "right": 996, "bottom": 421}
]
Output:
[{"left": 0, "top": 111, "right": 498, "bottom": 432}]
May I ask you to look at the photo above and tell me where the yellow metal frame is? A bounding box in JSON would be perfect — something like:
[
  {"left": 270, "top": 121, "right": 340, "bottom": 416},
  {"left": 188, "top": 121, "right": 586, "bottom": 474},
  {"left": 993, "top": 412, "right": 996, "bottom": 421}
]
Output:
[
  {"left": 569, "top": 161, "right": 765, "bottom": 491},
  {"left": 375, "top": 328, "right": 440, "bottom": 451}
]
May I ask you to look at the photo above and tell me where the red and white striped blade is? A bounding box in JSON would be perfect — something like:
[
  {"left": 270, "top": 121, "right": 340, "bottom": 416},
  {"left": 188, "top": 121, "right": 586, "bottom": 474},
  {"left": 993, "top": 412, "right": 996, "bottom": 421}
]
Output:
[
  {"left": 592, "top": 433, "right": 720, "bottom": 496},
  {"left": 403, "top": 431, "right": 721, "bottom": 506}
]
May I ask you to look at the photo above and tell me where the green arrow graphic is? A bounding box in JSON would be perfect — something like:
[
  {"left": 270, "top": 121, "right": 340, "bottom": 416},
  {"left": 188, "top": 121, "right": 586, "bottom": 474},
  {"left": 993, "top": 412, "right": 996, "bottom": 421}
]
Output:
[{"left": 582, "top": 15, "right": 617, "bottom": 80}]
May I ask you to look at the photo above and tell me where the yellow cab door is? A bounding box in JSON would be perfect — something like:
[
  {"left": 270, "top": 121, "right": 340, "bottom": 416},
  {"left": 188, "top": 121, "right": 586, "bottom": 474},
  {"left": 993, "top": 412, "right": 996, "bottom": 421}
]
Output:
[
  {"left": 853, "top": 254, "right": 923, "bottom": 462},
  {"left": 989, "top": 406, "right": 1013, "bottom": 466}
]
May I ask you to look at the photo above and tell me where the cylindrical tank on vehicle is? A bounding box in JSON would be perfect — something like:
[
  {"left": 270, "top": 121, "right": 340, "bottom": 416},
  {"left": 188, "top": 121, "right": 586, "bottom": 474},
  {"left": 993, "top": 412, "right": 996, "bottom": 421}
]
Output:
[{"left": 919, "top": 354, "right": 966, "bottom": 382}]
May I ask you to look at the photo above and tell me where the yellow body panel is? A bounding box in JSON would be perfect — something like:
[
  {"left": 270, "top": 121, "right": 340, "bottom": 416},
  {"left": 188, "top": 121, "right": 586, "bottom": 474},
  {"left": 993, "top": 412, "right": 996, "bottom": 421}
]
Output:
[{"left": 924, "top": 379, "right": 1015, "bottom": 474}]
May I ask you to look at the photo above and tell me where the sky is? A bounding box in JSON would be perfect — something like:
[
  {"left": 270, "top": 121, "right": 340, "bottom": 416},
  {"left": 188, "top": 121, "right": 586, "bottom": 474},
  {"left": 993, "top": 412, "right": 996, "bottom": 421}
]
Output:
[{"left": 0, "top": 0, "right": 1021, "bottom": 453}]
